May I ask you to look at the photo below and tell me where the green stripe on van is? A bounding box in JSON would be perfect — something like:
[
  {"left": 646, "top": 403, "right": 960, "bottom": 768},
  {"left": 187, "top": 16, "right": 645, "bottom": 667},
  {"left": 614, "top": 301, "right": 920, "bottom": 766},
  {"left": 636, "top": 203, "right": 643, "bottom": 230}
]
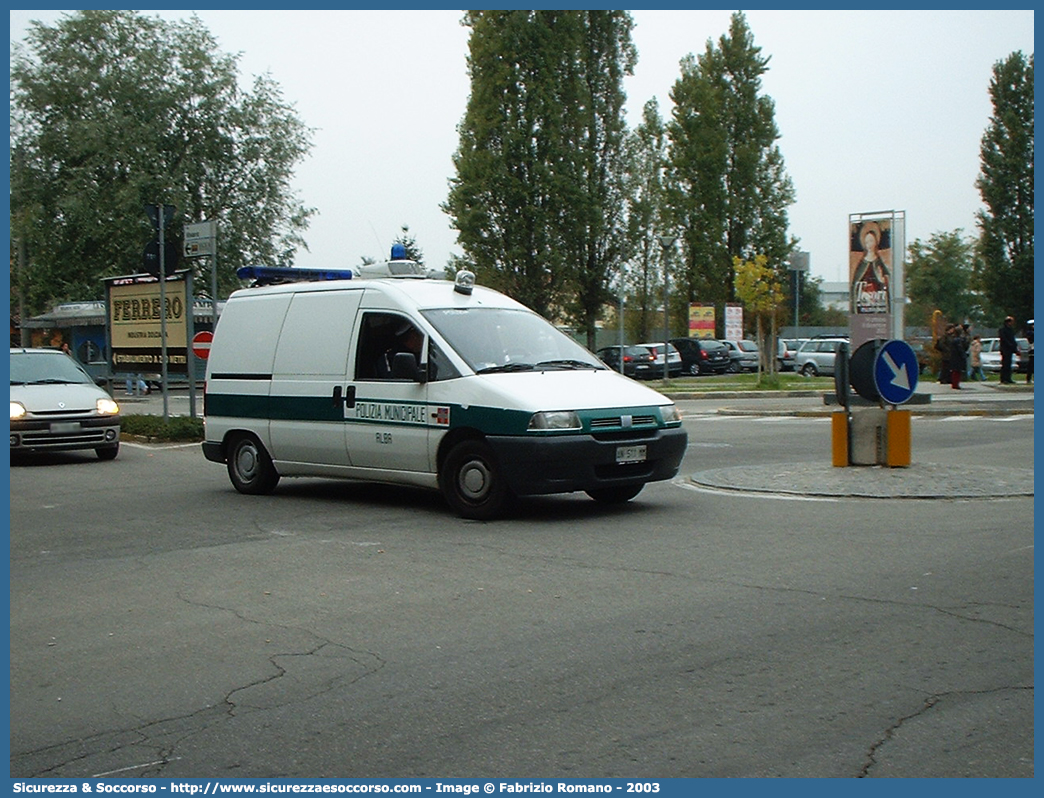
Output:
[{"left": 206, "top": 393, "right": 672, "bottom": 434}]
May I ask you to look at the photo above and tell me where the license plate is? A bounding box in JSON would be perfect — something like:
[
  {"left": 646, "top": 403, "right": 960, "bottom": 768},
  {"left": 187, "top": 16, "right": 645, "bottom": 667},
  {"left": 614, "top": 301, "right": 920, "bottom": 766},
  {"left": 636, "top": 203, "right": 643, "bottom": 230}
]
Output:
[
  {"left": 615, "top": 444, "right": 646, "bottom": 464},
  {"left": 50, "top": 422, "right": 81, "bottom": 434}
]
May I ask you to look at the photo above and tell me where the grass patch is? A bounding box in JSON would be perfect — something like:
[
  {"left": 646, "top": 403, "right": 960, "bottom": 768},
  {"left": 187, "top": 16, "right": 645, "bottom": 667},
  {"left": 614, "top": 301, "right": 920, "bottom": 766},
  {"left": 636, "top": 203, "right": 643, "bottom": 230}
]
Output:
[
  {"left": 121, "top": 414, "right": 204, "bottom": 442},
  {"left": 654, "top": 372, "right": 832, "bottom": 392}
]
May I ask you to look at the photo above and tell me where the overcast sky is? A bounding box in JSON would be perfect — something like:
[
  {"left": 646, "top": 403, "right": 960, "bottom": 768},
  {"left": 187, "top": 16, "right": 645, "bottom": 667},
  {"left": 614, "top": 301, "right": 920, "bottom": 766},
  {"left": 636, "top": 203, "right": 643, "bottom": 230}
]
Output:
[{"left": 8, "top": 8, "right": 1035, "bottom": 285}]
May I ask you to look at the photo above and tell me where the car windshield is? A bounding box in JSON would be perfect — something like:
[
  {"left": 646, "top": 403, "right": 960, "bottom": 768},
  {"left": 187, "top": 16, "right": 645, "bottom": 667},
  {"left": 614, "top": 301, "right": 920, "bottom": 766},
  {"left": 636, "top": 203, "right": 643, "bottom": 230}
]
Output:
[
  {"left": 422, "top": 307, "right": 604, "bottom": 375},
  {"left": 10, "top": 351, "right": 93, "bottom": 385},
  {"left": 738, "top": 340, "right": 758, "bottom": 352},
  {"left": 702, "top": 340, "right": 727, "bottom": 352}
]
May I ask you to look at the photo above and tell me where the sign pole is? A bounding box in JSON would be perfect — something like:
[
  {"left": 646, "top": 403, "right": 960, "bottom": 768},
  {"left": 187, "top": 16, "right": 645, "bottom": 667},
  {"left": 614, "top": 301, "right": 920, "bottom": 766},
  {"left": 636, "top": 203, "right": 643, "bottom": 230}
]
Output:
[
  {"left": 212, "top": 223, "right": 219, "bottom": 328},
  {"left": 158, "top": 208, "right": 170, "bottom": 423},
  {"left": 186, "top": 270, "right": 196, "bottom": 419},
  {"left": 658, "top": 234, "right": 678, "bottom": 381}
]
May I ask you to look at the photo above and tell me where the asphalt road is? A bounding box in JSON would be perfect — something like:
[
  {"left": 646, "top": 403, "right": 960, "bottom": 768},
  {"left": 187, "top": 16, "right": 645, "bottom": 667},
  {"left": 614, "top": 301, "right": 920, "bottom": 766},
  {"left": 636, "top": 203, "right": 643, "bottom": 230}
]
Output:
[{"left": 8, "top": 407, "right": 1034, "bottom": 778}]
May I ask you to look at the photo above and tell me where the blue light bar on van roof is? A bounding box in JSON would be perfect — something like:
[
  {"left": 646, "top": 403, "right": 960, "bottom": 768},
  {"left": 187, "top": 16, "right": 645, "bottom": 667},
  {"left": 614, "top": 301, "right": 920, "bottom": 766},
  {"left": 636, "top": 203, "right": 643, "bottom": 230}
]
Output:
[{"left": 237, "top": 265, "right": 354, "bottom": 285}]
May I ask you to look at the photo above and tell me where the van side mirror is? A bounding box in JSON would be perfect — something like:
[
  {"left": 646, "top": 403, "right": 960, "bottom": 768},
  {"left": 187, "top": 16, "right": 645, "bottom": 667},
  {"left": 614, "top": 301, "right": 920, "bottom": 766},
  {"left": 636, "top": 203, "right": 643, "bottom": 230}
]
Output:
[{"left": 391, "top": 351, "right": 426, "bottom": 383}]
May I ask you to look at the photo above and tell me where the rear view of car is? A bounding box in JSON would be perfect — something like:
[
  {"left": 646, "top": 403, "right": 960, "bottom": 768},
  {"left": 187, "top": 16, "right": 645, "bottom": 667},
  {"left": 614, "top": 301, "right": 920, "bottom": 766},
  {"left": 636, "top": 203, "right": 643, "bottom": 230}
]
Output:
[
  {"left": 10, "top": 348, "right": 121, "bottom": 459},
  {"left": 777, "top": 339, "right": 797, "bottom": 371},
  {"left": 721, "top": 339, "right": 759, "bottom": 372},
  {"left": 637, "top": 342, "right": 683, "bottom": 377},
  {"left": 670, "top": 337, "right": 730, "bottom": 375},
  {"left": 596, "top": 345, "right": 656, "bottom": 379}
]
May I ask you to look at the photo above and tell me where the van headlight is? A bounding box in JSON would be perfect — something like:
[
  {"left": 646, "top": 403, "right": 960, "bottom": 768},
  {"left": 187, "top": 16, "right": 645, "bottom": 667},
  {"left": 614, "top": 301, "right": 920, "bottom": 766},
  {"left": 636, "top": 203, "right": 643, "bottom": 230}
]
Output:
[
  {"left": 11, "top": 401, "right": 26, "bottom": 420},
  {"left": 528, "top": 410, "right": 581, "bottom": 431},
  {"left": 96, "top": 398, "right": 120, "bottom": 416},
  {"left": 660, "top": 404, "right": 682, "bottom": 424}
]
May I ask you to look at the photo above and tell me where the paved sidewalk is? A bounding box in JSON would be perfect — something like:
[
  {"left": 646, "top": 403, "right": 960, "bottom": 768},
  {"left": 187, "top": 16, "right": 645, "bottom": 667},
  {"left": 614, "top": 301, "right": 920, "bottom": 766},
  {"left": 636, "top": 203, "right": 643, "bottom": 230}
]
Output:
[
  {"left": 672, "top": 378, "right": 1034, "bottom": 418},
  {"left": 688, "top": 461, "right": 1034, "bottom": 500}
]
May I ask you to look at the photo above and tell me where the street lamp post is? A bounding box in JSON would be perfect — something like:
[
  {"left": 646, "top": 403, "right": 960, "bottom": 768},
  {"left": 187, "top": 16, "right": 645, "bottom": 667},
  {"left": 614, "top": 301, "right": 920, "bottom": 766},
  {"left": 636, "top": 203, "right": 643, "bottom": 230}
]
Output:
[{"left": 657, "top": 234, "right": 678, "bottom": 381}]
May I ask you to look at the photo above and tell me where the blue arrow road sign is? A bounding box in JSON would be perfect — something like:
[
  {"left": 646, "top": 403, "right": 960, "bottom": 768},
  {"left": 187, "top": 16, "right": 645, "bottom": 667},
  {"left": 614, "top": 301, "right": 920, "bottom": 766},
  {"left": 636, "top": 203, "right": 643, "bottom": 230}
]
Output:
[{"left": 874, "top": 339, "right": 919, "bottom": 405}]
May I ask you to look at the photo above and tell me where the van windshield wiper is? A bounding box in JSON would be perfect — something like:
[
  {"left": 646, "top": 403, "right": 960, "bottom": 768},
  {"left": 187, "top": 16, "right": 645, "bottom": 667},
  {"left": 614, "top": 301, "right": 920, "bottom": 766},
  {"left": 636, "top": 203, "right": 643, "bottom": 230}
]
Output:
[
  {"left": 476, "top": 362, "right": 536, "bottom": 374},
  {"left": 29, "top": 378, "right": 77, "bottom": 384},
  {"left": 536, "top": 359, "right": 599, "bottom": 371}
]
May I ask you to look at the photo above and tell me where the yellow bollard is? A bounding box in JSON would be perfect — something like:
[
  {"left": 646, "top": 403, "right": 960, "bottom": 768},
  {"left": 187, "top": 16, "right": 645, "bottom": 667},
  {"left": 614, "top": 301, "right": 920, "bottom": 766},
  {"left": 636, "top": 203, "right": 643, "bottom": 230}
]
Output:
[
  {"left": 886, "top": 409, "right": 911, "bottom": 467},
  {"left": 831, "top": 411, "right": 849, "bottom": 467}
]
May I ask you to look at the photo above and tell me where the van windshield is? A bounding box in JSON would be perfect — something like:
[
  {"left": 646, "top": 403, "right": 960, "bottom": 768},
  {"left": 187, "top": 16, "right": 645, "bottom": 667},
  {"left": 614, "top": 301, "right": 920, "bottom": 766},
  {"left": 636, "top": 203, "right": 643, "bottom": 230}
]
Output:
[{"left": 422, "top": 308, "right": 605, "bottom": 375}]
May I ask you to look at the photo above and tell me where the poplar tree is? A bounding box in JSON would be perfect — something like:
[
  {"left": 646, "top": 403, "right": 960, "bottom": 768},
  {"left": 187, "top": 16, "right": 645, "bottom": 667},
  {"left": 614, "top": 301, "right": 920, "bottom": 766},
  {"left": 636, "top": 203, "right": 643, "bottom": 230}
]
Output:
[
  {"left": 666, "top": 12, "right": 794, "bottom": 333},
  {"left": 975, "top": 51, "right": 1034, "bottom": 326},
  {"left": 623, "top": 99, "right": 670, "bottom": 342},
  {"left": 444, "top": 9, "right": 635, "bottom": 342}
]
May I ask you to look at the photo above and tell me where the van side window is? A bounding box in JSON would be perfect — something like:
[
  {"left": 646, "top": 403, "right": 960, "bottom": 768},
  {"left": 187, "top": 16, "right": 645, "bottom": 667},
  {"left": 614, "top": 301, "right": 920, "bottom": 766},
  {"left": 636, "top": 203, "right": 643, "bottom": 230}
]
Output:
[
  {"left": 356, "top": 313, "right": 414, "bottom": 380},
  {"left": 354, "top": 312, "right": 460, "bottom": 382}
]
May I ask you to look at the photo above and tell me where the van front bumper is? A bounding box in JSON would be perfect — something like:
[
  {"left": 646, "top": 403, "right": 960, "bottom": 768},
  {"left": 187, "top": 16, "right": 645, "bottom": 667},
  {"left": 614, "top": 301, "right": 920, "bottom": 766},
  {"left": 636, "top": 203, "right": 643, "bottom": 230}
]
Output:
[{"left": 487, "top": 427, "right": 688, "bottom": 496}]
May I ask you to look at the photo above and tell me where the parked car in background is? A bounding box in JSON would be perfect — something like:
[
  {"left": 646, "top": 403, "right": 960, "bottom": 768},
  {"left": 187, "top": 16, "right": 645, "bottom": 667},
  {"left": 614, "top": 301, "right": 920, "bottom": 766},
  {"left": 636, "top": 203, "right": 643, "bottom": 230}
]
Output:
[
  {"left": 720, "top": 339, "right": 760, "bottom": 373},
  {"left": 669, "top": 337, "right": 731, "bottom": 376},
  {"left": 795, "top": 338, "right": 847, "bottom": 377},
  {"left": 979, "top": 337, "right": 1030, "bottom": 373},
  {"left": 596, "top": 345, "right": 656, "bottom": 380},
  {"left": 777, "top": 339, "right": 797, "bottom": 372},
  {"left": 637, "top": 342, "right": 683, "bottom": 378},
  {"left": 10, "top": 347, "right": 121, "bottom": 459}
]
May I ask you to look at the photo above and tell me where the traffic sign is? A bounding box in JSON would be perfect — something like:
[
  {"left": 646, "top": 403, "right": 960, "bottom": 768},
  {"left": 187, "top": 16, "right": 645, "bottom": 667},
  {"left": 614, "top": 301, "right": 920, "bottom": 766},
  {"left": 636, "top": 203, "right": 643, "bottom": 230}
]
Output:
[
  {"left": 192, "top": 330, "right": 214, "bottom": 360},
  {"left": 874, "top": 339, "right": 919, "bottom": 405},
  {"left": 184, "top": 220, "right": 217, "bottom": 258},
  {"left": 142, "top": 240, "right": 180, "bottom": 276},
  {"left": 145, "top": 203, "right": 176, "bottom": 231}
]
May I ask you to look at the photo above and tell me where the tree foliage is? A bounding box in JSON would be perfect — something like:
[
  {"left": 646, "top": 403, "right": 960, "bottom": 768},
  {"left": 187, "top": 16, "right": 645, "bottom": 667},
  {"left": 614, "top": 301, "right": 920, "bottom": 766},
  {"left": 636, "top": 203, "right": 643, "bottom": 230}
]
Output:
[
  {"left": 975, "top": 51, "right": 1033, "bottom": 326},
  {"left": 734, "top": 253, "right": 784, "bottom": 373},
  {"left": 665, "top": 12, "right": 795, "bottom": 335},
  {"left": 444, "top": 10, "right": 635, "bottom": 345},
  {"left": 393, "top": 225, "right": 424, "bottom": 266},
  {"left": 905, "top": 230, "right": 980, "bottom": 328},
  {"left": 10, "top": 10, "right": 315, "bottom": 314},
  {"left": 621, "top": 98, "right": 670, "bottom": 342}
]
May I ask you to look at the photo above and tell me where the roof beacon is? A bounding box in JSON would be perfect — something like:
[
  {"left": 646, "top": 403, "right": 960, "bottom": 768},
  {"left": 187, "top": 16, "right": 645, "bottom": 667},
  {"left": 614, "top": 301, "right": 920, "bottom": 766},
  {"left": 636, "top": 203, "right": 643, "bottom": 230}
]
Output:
[{"left": 454, "top": 270, "right": 476, "bottom": 296}]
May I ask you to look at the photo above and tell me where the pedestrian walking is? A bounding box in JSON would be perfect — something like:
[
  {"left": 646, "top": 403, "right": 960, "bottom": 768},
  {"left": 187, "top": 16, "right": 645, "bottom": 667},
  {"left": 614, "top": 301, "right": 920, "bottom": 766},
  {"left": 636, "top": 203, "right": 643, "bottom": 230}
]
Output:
[
  {"left": 1025, "top": 319, "right": 1033, "bottom": 384},
  {"left": 969, "top": 334, "right": 986, "bottom": 381},
  {"left": 999, "top": 316, "right": 1018, "bottom": 384}
]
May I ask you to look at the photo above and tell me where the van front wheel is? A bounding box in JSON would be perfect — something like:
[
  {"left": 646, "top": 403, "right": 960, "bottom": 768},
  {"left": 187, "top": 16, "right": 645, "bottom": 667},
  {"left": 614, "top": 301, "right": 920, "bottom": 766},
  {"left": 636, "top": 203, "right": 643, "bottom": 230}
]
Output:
[
  {"left": 441, "top": 440, "right": 512, "bottom": 520},
  {"left": 227, "top": 433, "right": 280, "bottom": 495}
]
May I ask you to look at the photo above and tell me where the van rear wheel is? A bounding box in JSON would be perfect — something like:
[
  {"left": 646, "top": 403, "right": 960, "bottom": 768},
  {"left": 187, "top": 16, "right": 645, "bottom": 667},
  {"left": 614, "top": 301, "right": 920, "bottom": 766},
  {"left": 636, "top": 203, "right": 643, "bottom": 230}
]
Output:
[
  {"left": 227, "top": 433, "right": 280, "bottom": 495},
  {"left": 441, "top": 440, "right": 512, "bottom": 520}
]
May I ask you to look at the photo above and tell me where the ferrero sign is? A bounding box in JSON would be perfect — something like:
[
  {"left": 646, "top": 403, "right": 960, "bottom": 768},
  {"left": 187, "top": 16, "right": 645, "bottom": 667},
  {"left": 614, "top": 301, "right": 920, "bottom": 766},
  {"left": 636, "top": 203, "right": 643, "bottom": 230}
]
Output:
[{"left": 105, "top": 271, "right": 191, "bottom": 373}]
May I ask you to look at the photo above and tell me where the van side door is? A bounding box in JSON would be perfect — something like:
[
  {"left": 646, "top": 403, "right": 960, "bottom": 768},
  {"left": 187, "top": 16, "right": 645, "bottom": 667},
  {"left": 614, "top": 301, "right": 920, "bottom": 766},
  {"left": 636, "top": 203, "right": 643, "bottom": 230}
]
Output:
[
  {"left": 269, "top": 289, "right": 362, "bottom": 469},
  {"left": 344, "top": 310, "right": 432, "bottom": 474}
]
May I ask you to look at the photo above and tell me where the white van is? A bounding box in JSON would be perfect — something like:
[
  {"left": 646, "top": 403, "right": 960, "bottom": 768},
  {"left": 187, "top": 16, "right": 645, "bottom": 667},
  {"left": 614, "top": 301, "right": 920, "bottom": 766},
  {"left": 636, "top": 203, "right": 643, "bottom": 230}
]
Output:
[{"left": 202, "top": 260, "right": 687, "bottom": 519}]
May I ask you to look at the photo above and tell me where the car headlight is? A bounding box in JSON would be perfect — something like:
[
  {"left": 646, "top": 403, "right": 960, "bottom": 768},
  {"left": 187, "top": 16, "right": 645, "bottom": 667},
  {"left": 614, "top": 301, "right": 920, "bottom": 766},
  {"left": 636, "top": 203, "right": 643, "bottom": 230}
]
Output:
[
  {"left": 11, "top": 401, "right": 26, "bottom": 420},
  {"left": 96, "top": 398, "right": 120, "bottom": 416},
  {"left": 528, "top": 410, "right": 581, "bottom": 431},
  {"left": 660, "top": 404, "right": 682, "bottom": 424}
]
